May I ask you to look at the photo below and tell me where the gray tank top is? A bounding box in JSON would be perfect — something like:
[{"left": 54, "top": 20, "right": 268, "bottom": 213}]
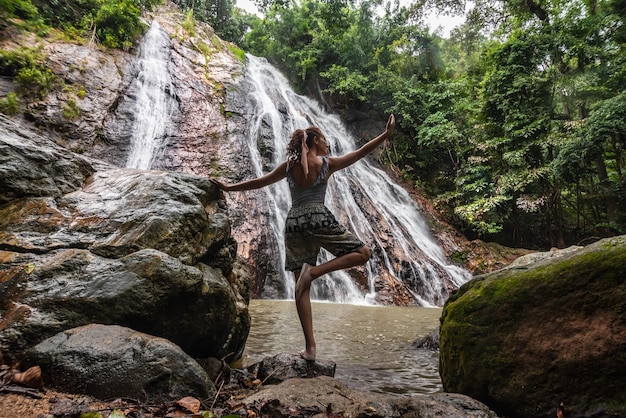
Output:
[{"left": 287, "top": 157, "right": 329, "bottom": 207}]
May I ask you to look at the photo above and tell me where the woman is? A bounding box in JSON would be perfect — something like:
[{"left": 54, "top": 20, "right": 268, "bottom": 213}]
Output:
[{"left": 209, "top": 114, "right": 395, "bottom": 361}]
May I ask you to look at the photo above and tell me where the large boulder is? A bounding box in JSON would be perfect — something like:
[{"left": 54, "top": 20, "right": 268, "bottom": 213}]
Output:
[
  {"left": 0, "top": 111, "right": 250, "bottom": 363},
  {"left": 23, "top": 324, "right": 215, "bottom": 401},
  {"left": 0, "top": 248, "right": 248, "bottom": 360},
  {"left": 0, "top": 167, "right": 232, "bottom": 266},
  {"left": 439, "top": 235, "right": 626, "bottom": 418}
]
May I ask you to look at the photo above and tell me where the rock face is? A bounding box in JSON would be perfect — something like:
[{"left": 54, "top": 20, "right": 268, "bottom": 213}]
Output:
[
  {"left": 0, "top": 114, "right": 250, "bottom": 364},
  {"left": 439, "top": 235, "right": 626, "bottom": 418},
  {"left": 0, "top": 114, "right": 96, "bottom": 204},
  {"left": 23, "top": 324, "right": 215, "bottom": 402}
]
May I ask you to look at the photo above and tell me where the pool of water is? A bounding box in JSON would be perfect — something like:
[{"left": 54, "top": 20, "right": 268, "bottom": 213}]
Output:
[{"left": 241, "top": 299, "right": 443, "bottom": 395}]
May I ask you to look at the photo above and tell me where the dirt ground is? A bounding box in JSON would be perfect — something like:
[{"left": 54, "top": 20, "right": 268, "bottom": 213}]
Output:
[
  {"left": 0, "top": 389, "right": 110, "bottom": 418},
  {"left": 0, "top": 380, "right": 256, "bottom": 418}
]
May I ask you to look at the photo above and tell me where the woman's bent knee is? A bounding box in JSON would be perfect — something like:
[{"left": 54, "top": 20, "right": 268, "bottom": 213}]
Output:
[{"left": 359, "top": 246, "right": 371, "bottom": 263}]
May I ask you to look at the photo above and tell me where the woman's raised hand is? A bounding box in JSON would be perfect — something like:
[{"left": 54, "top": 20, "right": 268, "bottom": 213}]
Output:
[
  {"left": 385, "top": 114, "right": 395, "bottom": 136},
  {"left": 300, "top": 137, "right": 310, "bottom": 176}
]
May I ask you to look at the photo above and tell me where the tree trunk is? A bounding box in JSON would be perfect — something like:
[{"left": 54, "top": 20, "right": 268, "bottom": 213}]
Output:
[{"left": 594, "top": 155, "right": 619, "bottom": 225}]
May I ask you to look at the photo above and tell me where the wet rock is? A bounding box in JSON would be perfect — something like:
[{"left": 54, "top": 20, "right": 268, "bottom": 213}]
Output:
[
  {"left": 0, "top": 248, "right": 249, "bottom": 360},
  {"left": 440, "top": 235, "right": 626, "bottom": 418},
  {"left": 413, "top": 328, "right": 439, "bottom": 350},
  {"left": 23, "top": 324, "right": 215, "bottom": 401},
  {"left": 247, "top": 353, "right": 336, "bottom": 385},
  {"left": 239, "top": 375, "right": 498, "bottom": 417},
  {"left": 0, "top": 114, "right": 95, "bottom": 204},
  {"left": 197, "top": 357, "right": 231, "bottom": 385},
  {"left": 0, "top": 167, "right": 230, "bottom": 265}
]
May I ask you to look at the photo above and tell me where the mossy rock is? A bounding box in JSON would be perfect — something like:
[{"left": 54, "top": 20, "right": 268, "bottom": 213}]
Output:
[{"left": 439, "top": 235, "right": 626, "bottom": 418}]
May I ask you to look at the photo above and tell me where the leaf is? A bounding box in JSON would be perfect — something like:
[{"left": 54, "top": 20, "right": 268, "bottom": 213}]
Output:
[
  {"left": 109, "top": 410, "right": 126, "bottom": 418},
  {"left": 78, "top": 413, "right": 103, "bottom": 418},
  {"left": 23, "top": 263, "right": 35, "bottom": 274},
  {"left": 12, "top": 365, "right": 44, "bottom": 389},
  {"left": 176, "top": 396, "right": 201, "bottom": 414}
]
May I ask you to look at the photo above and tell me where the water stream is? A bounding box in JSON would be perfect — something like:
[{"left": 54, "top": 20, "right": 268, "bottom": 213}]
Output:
[
  {"left": 241, "top": 55, "right": 470, "bottom": 305},
  {"left": 243, "top": 300, "right": 443, "bottom": 395},
  {"left": 125, "top": 21, "right": 176, "bottom": 170}
]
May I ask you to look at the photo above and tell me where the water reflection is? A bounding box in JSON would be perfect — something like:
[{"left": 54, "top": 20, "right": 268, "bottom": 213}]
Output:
[{"left": 242, "top": 300, "right": 442, "bottom": 395}]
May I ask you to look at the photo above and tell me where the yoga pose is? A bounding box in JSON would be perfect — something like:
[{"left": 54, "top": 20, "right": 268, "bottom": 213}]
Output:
[{"left": 210, "top": 114, "right": 395, "bottom": 361}]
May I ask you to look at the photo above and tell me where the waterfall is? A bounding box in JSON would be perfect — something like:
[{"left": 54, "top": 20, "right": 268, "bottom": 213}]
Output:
[
  {"left": 125, "top": 21, "right": 176, "bottom": 170},
  {"left": 241, "top": 55, "right": 471, "bottom": 306}
]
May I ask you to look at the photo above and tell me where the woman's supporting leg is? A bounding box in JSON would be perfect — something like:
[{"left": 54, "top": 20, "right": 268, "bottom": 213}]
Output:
[
  {"left": 295, "top": 264, "right": 316, "bottom": 361},
  {"left": 294, "top": 246, "right": 371, "bottom": 361}
]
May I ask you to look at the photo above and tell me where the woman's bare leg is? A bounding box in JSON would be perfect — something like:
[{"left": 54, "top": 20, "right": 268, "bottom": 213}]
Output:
[
  {"left": 295, "top": 264, "right": 316, "bottom": 360},
  {"left": 295, "top": 246, "right": 371, "bottom": 361}
]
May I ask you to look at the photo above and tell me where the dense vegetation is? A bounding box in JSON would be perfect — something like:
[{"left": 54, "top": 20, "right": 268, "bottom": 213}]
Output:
[
  {"left": 236, "top": 0, "right": 626, "bottom": 249},
  {"left": 1, "top": 0, "right": 625, "bottom": 250}
]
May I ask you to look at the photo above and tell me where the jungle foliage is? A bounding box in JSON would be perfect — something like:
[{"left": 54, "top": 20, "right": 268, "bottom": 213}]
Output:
[
  {"left": 0, "top": 0, "right": 161, "bottom": 49},
  {"left": 235, "top": 0, "right": 626, "bottom": 248}
]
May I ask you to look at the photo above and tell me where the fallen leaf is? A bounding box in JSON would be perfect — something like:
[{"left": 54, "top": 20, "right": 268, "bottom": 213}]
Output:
[
  {"left": 176, "top": 396, "right": 201, "bottom": 414},
  {"left": 23, "top": 263, "right": 35, "bottom": 274},
  {"left": 12, "top": 366, "right": 44, "bottom": 389},
  {"left": 78, "top": 412, "right": 103, "bottom": 418}
]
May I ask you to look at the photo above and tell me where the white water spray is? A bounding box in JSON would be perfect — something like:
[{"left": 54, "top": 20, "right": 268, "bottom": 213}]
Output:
[
  {"left": 126, "top": 21, "right": 175, "bottom": 170},
  {"left": 242, "top": 55, "right": 470, "bottom": 306}
]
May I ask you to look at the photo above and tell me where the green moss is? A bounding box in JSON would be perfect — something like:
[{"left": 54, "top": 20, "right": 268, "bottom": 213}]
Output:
[
  {"left": 227, "top": 44, "right": 245, "bottom": 63},
  {"left": 76, "top": 85, "right": 87, "bottom": 99},
  {"left": 182, "top": 10, "right": 196, "bottom": 38},
  {"left": 197, "top": 39, "right": 212, "bottom": 61},
  {"left": 63, "top": 97, "right": 81, "bottom": 119}
]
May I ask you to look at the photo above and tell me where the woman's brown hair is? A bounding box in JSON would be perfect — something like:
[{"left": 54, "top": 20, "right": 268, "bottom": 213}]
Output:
[{"left": 286, "top": 126, "right": 324, "bottom": 164}]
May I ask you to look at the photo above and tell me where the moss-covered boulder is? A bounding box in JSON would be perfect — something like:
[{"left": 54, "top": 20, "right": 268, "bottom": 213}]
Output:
[{"left": 439, "top": 235, "right": 626, "bottom": 418}]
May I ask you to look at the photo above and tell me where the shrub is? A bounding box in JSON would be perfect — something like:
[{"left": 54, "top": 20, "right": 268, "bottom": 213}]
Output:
[
  {"left": 92, "top": 0, "right": 145, "bottom": 50},
  {"left": 0, "top": 92, "right": 20, "bottom": 115},
  {"left": 0, "top": 47, "right": 40, "bottom": 76},
  {"left": 0, "top": 0, "right": 38, "bottom": 19},
  {"left": 15, "top": 66, "right": 56, "bottom": 97}
]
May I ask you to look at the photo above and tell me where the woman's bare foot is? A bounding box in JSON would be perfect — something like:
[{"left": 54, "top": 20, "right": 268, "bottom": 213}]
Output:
[
  {"left": 295, "top": 263, "right": 312, "bottom": 300},
  {"left": 299, "top": 348, "right": 316, "bottom": 362}
]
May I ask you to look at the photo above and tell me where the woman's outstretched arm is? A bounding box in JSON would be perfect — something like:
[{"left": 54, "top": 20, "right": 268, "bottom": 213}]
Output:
[
  {"left": 328, "top": 114, "right": 395, "bottom": 174},
  {"left": 210, "top": 161, "right": 289, "bottom": 191}
]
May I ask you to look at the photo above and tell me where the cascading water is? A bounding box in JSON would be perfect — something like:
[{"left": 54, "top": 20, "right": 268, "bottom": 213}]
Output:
[
  {"left": 241, "top": 55, "right": 471, "bottom": 306},
  {"left": 125, "top": 21, "right": 176, "bottom": 170}
]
